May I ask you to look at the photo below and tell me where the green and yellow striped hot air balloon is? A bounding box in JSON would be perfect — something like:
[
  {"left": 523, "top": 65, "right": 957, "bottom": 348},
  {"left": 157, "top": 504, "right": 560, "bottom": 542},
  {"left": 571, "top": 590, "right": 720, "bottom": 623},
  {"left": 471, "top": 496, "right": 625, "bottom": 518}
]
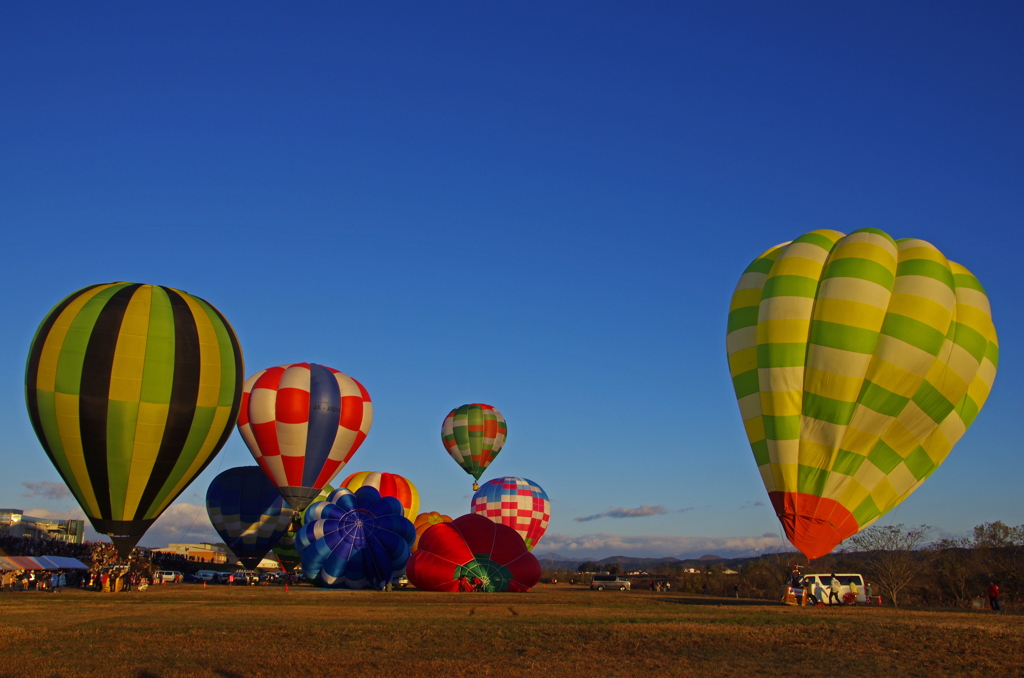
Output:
[
  {"left": 25, "top": 282, "right": 244, "bottom": 558},
  {"left": 726, "top": 229, "right": 998, "bottom": 560},
  {"left": 442, "top": 404, "right": 507, "bottom": 491}
]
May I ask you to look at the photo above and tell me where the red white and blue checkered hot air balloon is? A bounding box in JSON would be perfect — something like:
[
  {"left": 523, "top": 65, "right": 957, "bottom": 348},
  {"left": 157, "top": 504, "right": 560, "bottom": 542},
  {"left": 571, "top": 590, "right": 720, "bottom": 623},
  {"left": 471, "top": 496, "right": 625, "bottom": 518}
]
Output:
[
  {"left": 237, "top": 363, "right": 372, "bottom": 512},
  {"left": 471, "top": 476, "right": 550, "bottom": 551}
]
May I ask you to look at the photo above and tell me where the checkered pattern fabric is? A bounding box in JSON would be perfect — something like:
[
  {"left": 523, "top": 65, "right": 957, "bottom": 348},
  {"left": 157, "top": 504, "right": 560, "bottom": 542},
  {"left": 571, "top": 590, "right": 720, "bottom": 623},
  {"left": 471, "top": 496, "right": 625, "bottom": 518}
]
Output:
[
  {"left": 237, "top": 363, "right": 372, "bottom": 509},
  {"left": 441, "top": 404, "right": 507, "bottom": 481},
  {"left": 727, "top": 229, "right": 998, "bottom": 558},
  {"left": 471, "top": 476, "right": 550, "bottom": 551}
]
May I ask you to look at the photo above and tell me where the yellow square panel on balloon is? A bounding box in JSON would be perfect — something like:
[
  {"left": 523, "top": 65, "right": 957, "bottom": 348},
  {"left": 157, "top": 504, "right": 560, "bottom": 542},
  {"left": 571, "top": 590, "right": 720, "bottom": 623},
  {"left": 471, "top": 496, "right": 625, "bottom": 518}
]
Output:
[
  {"left": 743, "top": 415, "right": 765, "bottom": 443},
  {"left": 870, "top": 479, "right": 899, "bottom": 511},
  {"left": 758, "top": 296, "right": 815, "bottom": 323},
  {"left": 894, "top": 401, "right": 939, "bottom": 444},
  {"left": 768, "top": 440, "right": 800, "bottom": 466},
  {"left": 730, "top": 287, "right": 763, "bottom": 311},
  {"left": 759, "top": 464, "right": 778, "bottom": 494},
  {"left": 848, "top": 408, "right": 893, "bottom": 437},
  {"left": 852, "top": 458, "right": 887, "bottom": 492},
  {"left": 729, "top": 347, "right": 758, "bottom": 376},
  {"left": 886, "top": 462, "right": 917, "bottom": 496},
  {"left": 864, "top": 358, "right": 921, "bottom": 397},
  {"left": 872, "top": 335, "right": 936, "bottom": 379},
  {"left": 771, "top": 463, "right": 799, "bottom": 492},
  {"left": 795, "top": 438, "right": 834, "bottom": 471},
  {"left": 800, "top": 419, "right": 846, "bottom": 453},
  {"left": 803, "top": 367, "right": 862, "bottom": 402},
  {"left": 770, "top": 255, "right": 826, "bottom": 279},
  {"left": 758, "top": 367, "right": 804, "bottom": 394}
]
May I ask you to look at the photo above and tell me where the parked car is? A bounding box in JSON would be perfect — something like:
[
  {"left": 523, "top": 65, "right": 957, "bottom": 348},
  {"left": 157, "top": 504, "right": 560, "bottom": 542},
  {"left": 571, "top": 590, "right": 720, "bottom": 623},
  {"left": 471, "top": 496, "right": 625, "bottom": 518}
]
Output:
[
  {"left": 590, "top": 574, "right": 631, "bottom": 591},
  {"left": 194, "top": 570, "right": 221, "bottom": 582}
]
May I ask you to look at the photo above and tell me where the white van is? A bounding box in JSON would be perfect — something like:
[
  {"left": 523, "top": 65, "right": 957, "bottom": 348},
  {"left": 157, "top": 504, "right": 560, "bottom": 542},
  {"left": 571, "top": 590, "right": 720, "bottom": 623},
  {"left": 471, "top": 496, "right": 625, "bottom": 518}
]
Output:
[
  {"left": 590, "top": 574, "right": 631, "bottom": 591},
  {"left": 154, "top": 570, "right": 183, "bottom": 584},
  {"left": 194, "top": 570, "right": 220, "bottom": 582},
  {"left": 801, "top": 573, "right": 867, "bottom": 605}
]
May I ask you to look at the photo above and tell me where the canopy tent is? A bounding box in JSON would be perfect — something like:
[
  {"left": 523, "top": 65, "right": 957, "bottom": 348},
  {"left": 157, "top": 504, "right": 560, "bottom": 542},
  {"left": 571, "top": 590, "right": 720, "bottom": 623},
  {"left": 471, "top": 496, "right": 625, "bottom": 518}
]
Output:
[{"left": 0, "top": 556, "right": 87, "bottom": 570}]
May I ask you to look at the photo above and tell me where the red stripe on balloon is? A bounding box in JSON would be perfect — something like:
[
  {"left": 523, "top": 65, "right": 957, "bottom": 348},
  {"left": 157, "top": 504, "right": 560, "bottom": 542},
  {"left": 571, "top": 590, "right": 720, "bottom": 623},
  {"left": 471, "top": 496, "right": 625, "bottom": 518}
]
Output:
[
  {"left": 250, "top": 421, "right": 281, "bottom": 457},
  {"left": 253, "top": 455, "right": 275, "bottom": 480},
  {"left": 354, "top": 378, "right": 370, "bottom": 401},
  {"left": 281, "top": 454, "right": 305, "bottom": 487},
  {"left": 313, "top": 458, "right": 343, "bottom": 489},
  {"left": 253, "top": 365, "right": 286, "bottom": 392},
  {"left": 344, "top": 430, "right": 367, "bottom": 460},
  {"left": 339, "top": 396, "right": 363, "bottom": 431},
  {"left": 237, "top": 391, "right": 250, "bottom": 426},
  {"left": 276, "top": 387, "right": 311, "bottom": 424}
]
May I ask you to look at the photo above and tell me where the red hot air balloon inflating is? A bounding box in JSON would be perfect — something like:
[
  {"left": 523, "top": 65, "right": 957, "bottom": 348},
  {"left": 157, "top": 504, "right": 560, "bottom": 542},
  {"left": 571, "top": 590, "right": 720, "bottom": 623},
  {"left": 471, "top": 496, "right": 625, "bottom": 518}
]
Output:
[{"left": 407, "top": 514, "right": 541, "bottom": 592}]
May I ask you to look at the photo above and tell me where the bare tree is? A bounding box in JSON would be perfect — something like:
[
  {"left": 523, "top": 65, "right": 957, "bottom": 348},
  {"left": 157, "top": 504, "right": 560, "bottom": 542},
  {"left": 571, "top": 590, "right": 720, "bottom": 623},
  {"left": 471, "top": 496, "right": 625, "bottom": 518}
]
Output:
[
  {"left": 933, "top": 537, "right": 977, "bottom": 607},
  {"left": 972, "top": 521, "right": 1024, "bottom": 606},
  {"left": 844, "top": 524, "right": 933, "bottom": 608}
]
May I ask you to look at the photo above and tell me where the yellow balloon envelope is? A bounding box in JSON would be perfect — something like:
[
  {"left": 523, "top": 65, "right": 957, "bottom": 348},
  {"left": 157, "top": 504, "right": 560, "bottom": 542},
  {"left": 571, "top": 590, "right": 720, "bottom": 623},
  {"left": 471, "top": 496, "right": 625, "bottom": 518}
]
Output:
[{"left": 726, "top": 229, "right": 998, "bottom": 559}]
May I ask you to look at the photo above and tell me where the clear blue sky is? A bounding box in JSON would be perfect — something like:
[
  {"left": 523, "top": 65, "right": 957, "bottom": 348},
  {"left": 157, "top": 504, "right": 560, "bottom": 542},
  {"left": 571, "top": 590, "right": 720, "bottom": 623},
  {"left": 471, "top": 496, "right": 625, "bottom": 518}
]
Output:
[{"left": 1, "top": 3, "right": 1020, "bottom": 559}]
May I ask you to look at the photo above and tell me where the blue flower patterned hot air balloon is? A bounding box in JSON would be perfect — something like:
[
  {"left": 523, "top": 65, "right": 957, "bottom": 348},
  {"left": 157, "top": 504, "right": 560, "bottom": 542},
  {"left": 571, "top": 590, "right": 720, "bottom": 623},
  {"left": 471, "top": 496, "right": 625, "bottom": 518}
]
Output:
[
  {"left": 296, "top": 486, "right": 415, "bottom": 589},
  {"left": 206, "top": 467, "right": 294, "bottom": 569}
]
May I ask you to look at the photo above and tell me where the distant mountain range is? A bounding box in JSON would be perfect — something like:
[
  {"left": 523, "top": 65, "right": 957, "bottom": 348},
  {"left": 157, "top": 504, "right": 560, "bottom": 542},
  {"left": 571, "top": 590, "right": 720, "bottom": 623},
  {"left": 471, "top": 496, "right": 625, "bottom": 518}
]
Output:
[{"left": 531, "top": 551, "right": 791, "bottom": 572}]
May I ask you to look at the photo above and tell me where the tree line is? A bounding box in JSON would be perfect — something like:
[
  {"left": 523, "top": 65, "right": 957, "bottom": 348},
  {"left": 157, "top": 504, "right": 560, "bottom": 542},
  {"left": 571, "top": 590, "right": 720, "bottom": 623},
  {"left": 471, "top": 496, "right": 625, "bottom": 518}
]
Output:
[{"left": 542, "top": 521, "right": 1022, "bottom": 609}]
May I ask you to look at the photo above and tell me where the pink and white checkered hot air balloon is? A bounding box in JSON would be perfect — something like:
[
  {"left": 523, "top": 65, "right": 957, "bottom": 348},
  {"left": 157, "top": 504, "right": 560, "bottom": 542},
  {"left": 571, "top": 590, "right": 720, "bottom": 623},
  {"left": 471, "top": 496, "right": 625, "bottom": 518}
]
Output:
[
  {"left": 471, "top": 476, "right": 550, "bottom": 551},
  {"left": 237, "top": 363, "right": 372, "bottom": 512}
]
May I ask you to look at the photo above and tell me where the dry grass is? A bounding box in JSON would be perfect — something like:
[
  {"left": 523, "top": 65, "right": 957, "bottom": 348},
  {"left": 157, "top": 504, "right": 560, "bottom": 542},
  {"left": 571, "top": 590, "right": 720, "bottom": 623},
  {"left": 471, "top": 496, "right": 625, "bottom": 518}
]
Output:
[{"left": 0, "top": 585, "right": 1021, "bottom": 677}]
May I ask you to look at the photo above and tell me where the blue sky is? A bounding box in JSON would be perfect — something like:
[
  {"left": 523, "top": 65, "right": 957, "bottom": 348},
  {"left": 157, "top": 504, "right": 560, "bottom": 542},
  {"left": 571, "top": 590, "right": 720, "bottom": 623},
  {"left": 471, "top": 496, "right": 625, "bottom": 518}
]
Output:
[{"left": 1, "top": 3, "right": 1021, "bottom": 559}]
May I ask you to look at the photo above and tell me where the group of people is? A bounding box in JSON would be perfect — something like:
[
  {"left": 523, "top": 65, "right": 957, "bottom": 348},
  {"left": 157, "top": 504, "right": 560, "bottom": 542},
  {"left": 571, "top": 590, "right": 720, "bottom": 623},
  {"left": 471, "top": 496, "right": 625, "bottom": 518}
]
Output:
[
  {"left": 0, "top": 569, "right": 76, "bottom": 592},
  {"left": 788, "top": 568, "right": 856, "bottom": 606},
  {"left": 649, "top": 580, "right": 671, "bottom": 592},
  {"left": 456, "top": 575, "right": 487, "bottom": 592},
  {"left": 0, "top": 534, "right": 92, "bottom": 560}
]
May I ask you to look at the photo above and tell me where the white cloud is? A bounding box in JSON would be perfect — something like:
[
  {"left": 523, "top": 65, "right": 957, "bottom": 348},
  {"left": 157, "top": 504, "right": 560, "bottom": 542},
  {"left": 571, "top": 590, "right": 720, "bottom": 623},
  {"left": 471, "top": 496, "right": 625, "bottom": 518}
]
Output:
[
  {"left": 24, "top": 506, "right": 87, "bottom": 521},
  {"left": 137, "top": 502, "right": 220, "bottom": 547},
  {"left": 23, "top": 503, "right": 220, "bottom": 548},
  {"left": 535, "top": 532, "right": 787, "bottom": 560},
  {"left": 21, "top": 481, "right": 71, "bottom": 500}
]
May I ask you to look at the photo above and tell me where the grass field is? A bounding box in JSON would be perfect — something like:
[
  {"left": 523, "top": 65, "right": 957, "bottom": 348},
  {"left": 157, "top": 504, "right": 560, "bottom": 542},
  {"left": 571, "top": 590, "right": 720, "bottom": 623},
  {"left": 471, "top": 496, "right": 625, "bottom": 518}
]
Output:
[{"left": 0, "top": 584, "right": 1021, "bottom": 678}]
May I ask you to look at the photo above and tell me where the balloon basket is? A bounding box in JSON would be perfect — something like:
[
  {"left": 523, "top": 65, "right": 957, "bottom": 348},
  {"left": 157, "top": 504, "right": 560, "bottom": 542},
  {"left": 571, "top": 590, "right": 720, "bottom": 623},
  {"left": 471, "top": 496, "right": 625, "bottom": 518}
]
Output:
[{"left": 473, "top": 482, "right": 479, "bottom": 491}]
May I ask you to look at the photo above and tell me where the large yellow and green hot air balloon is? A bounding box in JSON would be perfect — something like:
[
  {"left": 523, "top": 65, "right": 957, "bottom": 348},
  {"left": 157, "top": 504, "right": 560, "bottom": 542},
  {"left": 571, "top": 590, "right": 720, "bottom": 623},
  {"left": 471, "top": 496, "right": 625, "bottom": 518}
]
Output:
[
  {"left": 726, "top": 229, "right": 998, "bottom": 560},
  {"left": 25, "top": 282, "right": 244, "bottom": 558}
]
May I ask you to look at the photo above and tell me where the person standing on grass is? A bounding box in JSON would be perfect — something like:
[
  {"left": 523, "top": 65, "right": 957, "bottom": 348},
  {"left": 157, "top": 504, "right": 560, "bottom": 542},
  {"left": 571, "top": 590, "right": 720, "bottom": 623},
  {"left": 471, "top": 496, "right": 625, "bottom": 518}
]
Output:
[
  {"left": 828, "top": 574, "right": 841, "bottom": 605},
  {"left": 58, "top": 572, "right": 66, "bottom": 592},
  {"left": 734, "top": 584, "right": 739, "bottom": 599},
  {"left": 702, "top": 582, "right": 709, "bottom": 595},
  {"left": 988, "top": 582, "right": 1002, "bottom": 612}
]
